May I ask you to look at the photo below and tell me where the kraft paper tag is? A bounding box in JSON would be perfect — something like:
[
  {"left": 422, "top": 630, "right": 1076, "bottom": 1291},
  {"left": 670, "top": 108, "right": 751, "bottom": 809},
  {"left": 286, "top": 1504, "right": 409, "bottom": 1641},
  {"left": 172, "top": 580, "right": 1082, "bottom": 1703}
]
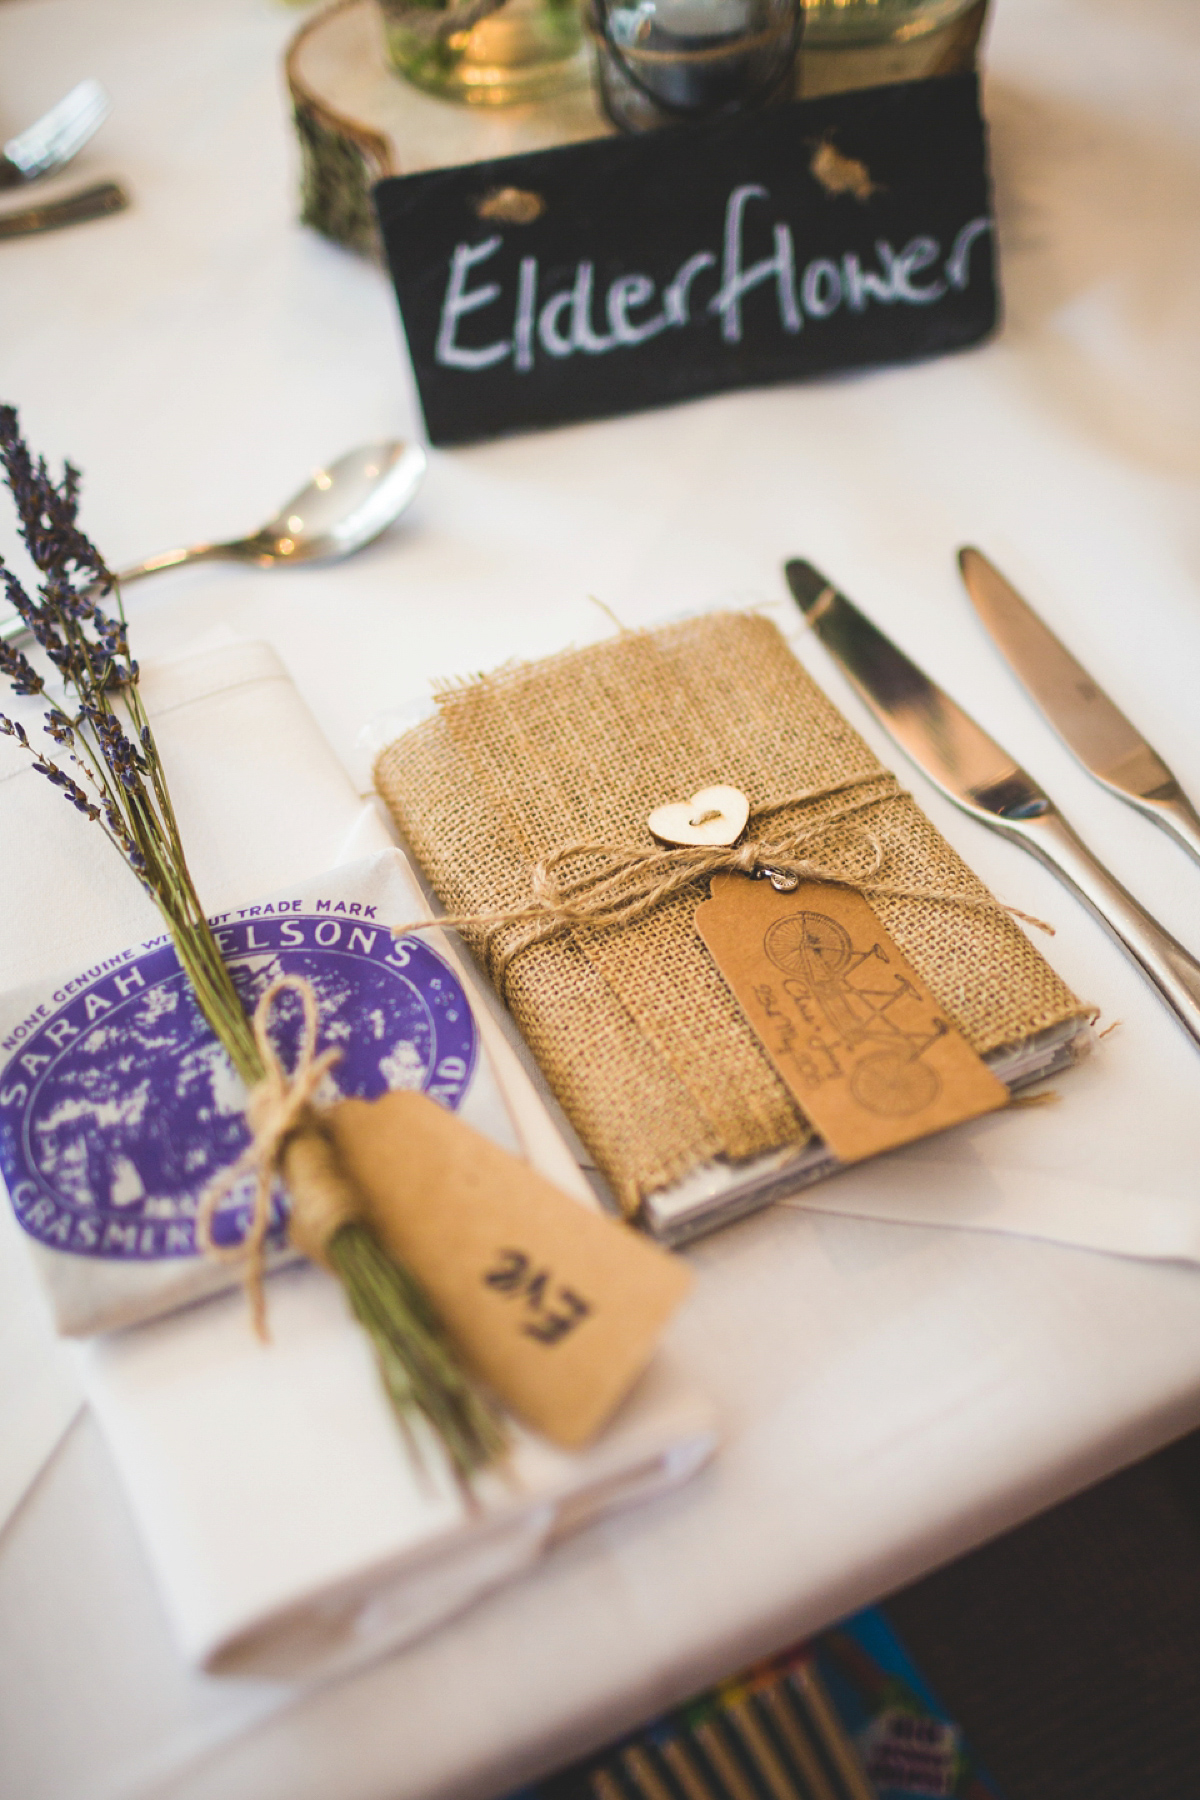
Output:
[
  {"left": 695, "top": 875, "right": 1007, "bottom": 1163},
  {"left": 327, "top": 1091, "right": 691, "bottom": 1450}
]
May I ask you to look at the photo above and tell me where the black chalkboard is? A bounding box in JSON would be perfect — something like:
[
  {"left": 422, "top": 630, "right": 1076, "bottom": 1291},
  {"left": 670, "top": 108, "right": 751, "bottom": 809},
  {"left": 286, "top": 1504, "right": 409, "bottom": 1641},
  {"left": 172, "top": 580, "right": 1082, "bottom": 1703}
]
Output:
[{"left": 375, "top": 74, "right": 997, "bottom": 446}]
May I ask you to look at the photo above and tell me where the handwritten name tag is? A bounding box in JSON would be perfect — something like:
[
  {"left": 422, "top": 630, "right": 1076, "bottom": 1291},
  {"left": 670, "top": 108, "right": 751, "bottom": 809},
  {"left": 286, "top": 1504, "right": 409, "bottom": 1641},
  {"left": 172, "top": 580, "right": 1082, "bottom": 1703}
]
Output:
[
  {"left": 375, "top": 75, "right": 996, "bottom": 444},
  {"left": 327, "top": 1091, "right": 691, "bottom": 1448}
]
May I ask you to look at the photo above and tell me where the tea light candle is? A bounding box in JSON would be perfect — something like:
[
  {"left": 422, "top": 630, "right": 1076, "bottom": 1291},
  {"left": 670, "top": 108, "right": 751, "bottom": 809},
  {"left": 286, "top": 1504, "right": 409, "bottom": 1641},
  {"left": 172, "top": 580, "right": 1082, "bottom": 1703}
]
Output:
[
  {"left": 649, "top": 0, "right": 754, "bottom": 39},
  {"left": 606, "top": 0, "right": 776, "bottom": 114},
  {"left": 599, "top": 0, "right": 799, "bottom": 126}
]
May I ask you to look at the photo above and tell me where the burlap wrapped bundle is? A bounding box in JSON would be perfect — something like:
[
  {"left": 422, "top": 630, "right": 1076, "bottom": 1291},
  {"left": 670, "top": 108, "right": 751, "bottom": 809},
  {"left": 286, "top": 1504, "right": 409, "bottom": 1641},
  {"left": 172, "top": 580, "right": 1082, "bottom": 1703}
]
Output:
[{"left": 375, "top": 613, "right": 1084, "bottom": 1215}]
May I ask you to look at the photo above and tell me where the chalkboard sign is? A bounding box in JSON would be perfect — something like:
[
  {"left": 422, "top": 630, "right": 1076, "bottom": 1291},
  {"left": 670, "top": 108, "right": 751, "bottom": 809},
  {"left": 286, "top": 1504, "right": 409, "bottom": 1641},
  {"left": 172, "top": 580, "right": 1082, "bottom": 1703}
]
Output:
[{"left": 375, "top": 74, "right": 997, "bottom": 446}]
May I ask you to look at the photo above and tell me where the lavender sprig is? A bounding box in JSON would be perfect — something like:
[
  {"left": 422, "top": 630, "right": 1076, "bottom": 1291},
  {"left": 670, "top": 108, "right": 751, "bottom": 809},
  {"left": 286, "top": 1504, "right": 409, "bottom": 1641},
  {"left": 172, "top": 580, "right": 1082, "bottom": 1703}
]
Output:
[
  {"left": 0, "top": 636, "right": 43, "bottom": 697},
  {"left": 0, "top": 402, "right": 259, "bottom": 1080}
]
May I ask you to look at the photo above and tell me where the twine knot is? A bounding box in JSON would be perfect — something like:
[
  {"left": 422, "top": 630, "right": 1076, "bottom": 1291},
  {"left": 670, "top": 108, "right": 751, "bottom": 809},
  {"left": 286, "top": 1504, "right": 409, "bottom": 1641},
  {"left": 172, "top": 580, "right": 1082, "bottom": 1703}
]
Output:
[
  {"left": 194, "top": 975, "right": 357, "bottom": 1338},
  {"left": 392, "top": 771, "right": 1053, "bottom": 993}
]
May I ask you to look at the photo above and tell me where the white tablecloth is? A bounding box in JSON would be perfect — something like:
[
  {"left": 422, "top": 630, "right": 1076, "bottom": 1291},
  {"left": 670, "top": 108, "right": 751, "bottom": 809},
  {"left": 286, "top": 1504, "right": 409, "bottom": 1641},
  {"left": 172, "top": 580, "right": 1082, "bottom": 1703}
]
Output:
[{"left": 3, "top": 0, "right": 1200, "bottom": 1797}]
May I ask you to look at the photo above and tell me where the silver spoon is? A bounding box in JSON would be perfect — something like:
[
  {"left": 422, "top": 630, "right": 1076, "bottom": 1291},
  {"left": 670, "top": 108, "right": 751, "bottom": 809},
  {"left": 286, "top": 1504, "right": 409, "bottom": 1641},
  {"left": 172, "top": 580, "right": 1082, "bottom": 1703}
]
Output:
[
  {"left": 1, "top": 439, "right": 427, "bottom": 645},
  {"left": 119, "top": 439, "right": 427, "bottom": 584}
]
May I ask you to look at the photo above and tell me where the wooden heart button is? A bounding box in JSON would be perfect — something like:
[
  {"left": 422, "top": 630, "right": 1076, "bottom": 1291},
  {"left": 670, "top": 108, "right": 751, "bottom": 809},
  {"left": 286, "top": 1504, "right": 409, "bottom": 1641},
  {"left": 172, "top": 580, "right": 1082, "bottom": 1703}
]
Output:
[{"left": 648, "top": 785, "right": 750, "bottom": 848}]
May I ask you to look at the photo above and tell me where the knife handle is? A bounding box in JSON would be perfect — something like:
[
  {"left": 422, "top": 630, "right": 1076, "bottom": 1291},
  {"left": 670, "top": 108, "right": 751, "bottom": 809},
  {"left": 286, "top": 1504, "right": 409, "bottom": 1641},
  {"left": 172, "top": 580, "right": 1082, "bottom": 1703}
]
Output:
[
  {"left": 0, "top": 179, "right": 128, "bottom": 241},
  {"left": 1017, "top": 811, "right": 1200, "bottom": 1051},
  {"left": 1129, "top": 787, "right": 1200, "bottom": 873}
]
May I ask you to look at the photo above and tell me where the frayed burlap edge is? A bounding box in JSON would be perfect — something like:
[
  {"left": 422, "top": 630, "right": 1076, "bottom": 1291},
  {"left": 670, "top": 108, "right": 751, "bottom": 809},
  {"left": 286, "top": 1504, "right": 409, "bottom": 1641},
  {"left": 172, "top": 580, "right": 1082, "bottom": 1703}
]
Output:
[{"left": 375, "top": 613, "right": 1086, "bottom": 1215}]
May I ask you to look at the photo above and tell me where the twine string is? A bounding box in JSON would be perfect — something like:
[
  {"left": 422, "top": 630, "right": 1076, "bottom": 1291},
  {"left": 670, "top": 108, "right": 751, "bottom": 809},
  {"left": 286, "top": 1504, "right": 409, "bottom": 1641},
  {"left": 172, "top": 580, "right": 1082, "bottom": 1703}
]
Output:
[
  {"left": 391, "top": 772, "right": 1052, "bottom": 991},
  {"left": 193, "top": 974, "right": 345, "bottom": 1338}
]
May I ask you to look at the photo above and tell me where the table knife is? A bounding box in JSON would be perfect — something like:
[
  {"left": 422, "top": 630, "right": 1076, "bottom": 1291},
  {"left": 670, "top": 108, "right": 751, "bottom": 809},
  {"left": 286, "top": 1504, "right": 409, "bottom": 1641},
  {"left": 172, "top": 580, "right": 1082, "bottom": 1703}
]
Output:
[
  {"left": 959, "top": 547, "right": 1200, "bottom": 869},
  {"left": 0, "top": 179, "right": 128, "bottom": 241},
  {"left": 784, "top": 558, "right": 1200, "bottom": 1053}
]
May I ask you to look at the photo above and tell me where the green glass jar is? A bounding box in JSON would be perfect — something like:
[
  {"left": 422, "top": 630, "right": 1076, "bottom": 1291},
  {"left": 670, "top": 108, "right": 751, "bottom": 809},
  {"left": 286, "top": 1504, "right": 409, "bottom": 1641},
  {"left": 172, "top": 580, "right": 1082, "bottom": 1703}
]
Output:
[
  {"left": 378, "top": 0, "right": 587, "bottom": 104},
  {"left": 801, "top": 0, "right": 977, "bottom": 43}
]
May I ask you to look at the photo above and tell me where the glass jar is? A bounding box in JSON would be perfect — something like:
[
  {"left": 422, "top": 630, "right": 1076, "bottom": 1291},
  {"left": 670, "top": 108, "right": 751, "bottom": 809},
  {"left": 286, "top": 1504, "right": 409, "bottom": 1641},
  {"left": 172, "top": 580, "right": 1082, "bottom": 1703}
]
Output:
[
  {"left": 378, "top": 0, "right": 587, "bottom": 105},
  {"left": 800, "top": 0, "right": 977, "bottom": 45},
  {"left": 591, "top": 0, "right": 802, "bottom": 132}
]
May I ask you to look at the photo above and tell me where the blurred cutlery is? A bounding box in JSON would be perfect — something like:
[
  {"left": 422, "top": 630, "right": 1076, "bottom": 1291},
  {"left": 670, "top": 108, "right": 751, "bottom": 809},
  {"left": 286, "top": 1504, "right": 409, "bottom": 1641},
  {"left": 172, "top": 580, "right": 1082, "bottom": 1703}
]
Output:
[
  {"left": 0, "top": 80, "right": 111, "bottom": 189},
  {"left": 0, "top": 179, "right": 129, "bottom": 241}
]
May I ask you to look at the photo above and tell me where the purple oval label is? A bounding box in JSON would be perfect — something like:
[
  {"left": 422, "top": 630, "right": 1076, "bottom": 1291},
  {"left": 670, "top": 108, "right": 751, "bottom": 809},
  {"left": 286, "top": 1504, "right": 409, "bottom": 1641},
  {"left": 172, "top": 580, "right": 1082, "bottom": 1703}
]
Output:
[{"left": 0, "top": 911, "right": 477, "bottom": 1261}]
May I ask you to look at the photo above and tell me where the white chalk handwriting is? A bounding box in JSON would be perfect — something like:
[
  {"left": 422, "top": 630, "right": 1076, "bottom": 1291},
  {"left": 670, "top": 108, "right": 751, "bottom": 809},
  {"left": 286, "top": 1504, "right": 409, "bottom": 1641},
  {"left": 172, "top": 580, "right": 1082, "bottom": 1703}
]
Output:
[{"left": 434, "top": 185, "right": 992, "bottom": 375}]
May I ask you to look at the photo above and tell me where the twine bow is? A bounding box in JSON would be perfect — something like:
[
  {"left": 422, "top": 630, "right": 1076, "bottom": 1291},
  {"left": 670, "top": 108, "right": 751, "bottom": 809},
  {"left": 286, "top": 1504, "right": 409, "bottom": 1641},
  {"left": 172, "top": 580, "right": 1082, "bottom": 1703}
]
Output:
[
  {"left": 194, "top": 975, "right": 355, "bottom": 1338},
  {"left": 394, "top": 772, "right": 1051, "bottom": 990}
]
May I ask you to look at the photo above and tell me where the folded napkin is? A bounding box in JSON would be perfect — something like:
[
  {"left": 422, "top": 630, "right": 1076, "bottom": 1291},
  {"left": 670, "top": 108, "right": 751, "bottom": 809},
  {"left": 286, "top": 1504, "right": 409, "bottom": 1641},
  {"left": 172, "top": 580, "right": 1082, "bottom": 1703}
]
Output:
[
  {"left": 83, "top": 1265, "right": 714, "bottom": 1679},
  {"left": 0, "top": 638, "right": 589, "bottom": 1535},
  {"left": 0, "top": 640, "right": 716, "bottom": 1670},
  {"left": 0, "top": 638, "right": 382, "bottom": 1535},
  {"left": 25, "top": 853, "right": 713, "bottom": 1679},
  {"left": 0, "top": 639, "right": 379, "bottom": 998}
]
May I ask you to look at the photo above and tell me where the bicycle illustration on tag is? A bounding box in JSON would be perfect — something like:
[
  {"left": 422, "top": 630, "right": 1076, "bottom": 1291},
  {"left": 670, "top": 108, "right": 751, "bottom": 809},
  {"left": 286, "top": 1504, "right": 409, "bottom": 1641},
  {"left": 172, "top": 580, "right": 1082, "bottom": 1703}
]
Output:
[{"left": 762, "top": 909, "right": 947, "bottom": 1117}]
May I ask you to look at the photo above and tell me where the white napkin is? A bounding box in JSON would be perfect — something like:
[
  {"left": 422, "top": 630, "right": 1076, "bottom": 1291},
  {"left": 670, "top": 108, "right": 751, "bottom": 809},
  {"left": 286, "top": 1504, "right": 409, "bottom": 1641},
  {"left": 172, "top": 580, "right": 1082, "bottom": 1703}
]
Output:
[
  {"left": 0, "top": 642, "right": 716, "bottom": 1672},
  {"left": 0, "top": 638, "right": 383, "bottom": 1535},
  {"left": 0, "top": 640, "right": 384, "bottom": 998},
  {"left": 60, "top": 855, "right": 714, "bottom": 1680},
  {"left": 0, "top": 639, "right": 589, "bottom": 1536},
  {"left": 83, "top": 1268, "right": 713, "bottom": 1679},
  {"left": 0, "top": 1200, "right": 79, "bottom": 1530}
]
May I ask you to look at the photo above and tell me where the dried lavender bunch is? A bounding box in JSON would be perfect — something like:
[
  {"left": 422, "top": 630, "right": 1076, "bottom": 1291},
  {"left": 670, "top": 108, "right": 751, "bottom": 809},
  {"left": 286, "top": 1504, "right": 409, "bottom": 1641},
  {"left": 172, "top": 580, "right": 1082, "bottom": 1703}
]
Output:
[
  {"left": 0, "top": 408, "right": 262, "bottom": 1082},
  {"left": 0, "top": 406, "right": 502, "bottom": 1483}
]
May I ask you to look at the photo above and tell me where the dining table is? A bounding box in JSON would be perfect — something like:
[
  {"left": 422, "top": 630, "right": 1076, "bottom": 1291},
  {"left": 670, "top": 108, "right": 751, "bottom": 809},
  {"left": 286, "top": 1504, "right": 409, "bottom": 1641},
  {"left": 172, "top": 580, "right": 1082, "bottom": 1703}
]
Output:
[{"left": 2, "top": 0, "right": 1199, "bottom": 1797}]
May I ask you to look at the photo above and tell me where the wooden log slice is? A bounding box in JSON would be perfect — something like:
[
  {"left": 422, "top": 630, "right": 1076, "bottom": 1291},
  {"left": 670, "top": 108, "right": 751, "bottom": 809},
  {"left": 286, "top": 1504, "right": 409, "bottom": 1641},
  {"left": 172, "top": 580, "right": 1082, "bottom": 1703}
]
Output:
[{"left": 286, "top": 0, "right": 608, "bottom": 258}]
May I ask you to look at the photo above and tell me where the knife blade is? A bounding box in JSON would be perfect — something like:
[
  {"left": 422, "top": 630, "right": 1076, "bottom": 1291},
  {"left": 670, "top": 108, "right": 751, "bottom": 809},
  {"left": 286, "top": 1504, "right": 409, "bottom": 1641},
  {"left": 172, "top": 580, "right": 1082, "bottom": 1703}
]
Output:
[
  {"left": 959, "top": 547, "right": 1200, "bottom": 869},
  {"left": 784, "top": 558, "right": 1200, "bottom": 1053}
]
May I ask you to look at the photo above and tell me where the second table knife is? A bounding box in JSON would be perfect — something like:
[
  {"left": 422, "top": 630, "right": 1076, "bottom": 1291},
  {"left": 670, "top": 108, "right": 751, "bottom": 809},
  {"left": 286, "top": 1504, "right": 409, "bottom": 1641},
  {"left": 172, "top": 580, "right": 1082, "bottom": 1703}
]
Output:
[
  {"left": 784, "top": 558, "right": 1200, "bottom": 1054},
  {"left": 958, "top": 546, "right": 1200, "bottom": 869}
]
